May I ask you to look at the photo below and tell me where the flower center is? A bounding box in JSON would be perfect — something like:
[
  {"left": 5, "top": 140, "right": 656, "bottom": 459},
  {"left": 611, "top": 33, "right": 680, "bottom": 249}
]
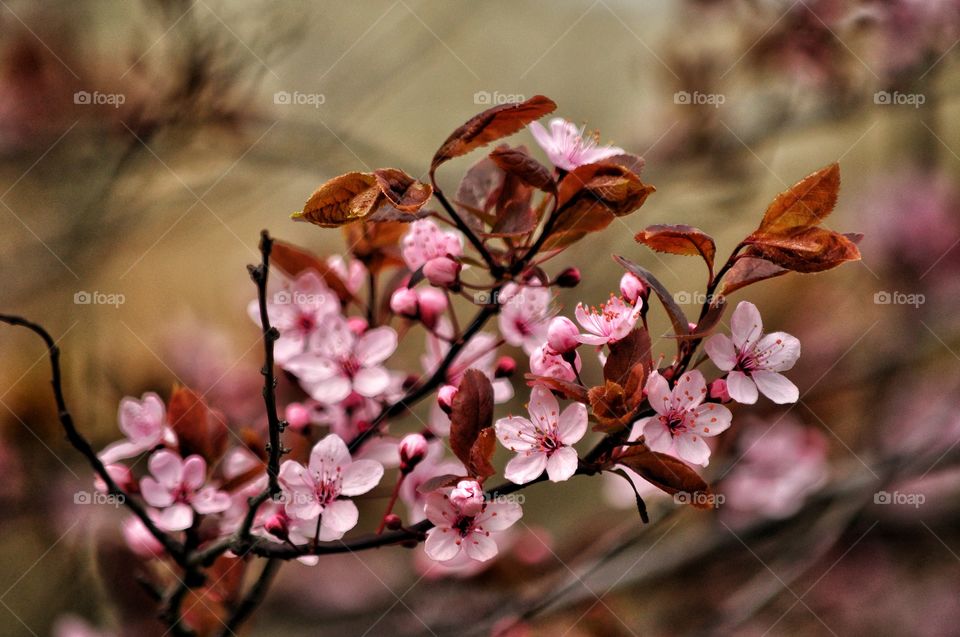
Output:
[{"left": 339, "top": 355, "right": 361, "bottom": 378}]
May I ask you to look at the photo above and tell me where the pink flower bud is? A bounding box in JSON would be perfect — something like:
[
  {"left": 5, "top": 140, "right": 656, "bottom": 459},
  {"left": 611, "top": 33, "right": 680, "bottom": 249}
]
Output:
[
  {"left": 96, "top": 463, "right": 134, "bottom": 494},
  {"left": 555, "top": 266, "right": 581, "bottom": 288},
  {"left": 284, "top": 402, "right": 312, "bottom": 432},
  {"left": 546, "top": 316, "right": 580, "bottom": 354},
  {"left": 449, "top": 479, "right": 484, "bottom": 517},
  {"left": 619, "top": 272, "right": 647, "bottom": 305},
  {"left": 417, "top": 288, "right": 448, "bottom": 329},
  {"left": 437, "top": 384, "right": 458, "bottom": 414},
  {"left": 347, "top": 316, "right": 368, "bottom": 335},
  {"left": 399, "top": 433, "right": 429, "bottom": 471},
  {"left": 709, "top": 378, "right": 731, "bottom": 403},
  {"left": 495, "top": 355, "right": 517, "bottom": 378},
  {"left": 264, "top": 512, "right": 289, "bottom": 540},
  {"left": 423, "top": 256, "right": 461, "bottom": 287},
  {"left": 389, "top": 287, "right": 419, "bottom": 318},
  {"left": 383, "top": 513, "right": 402, "bottom": 530}
]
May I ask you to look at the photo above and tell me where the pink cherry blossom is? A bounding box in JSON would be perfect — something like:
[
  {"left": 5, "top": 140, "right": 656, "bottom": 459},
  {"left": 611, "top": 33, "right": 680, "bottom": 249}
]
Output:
[
  {"left": 495, "top": 386, "right": 587, "bottom": 483},
  {"left": 389, "top": 286, "right": 419, "bottom": 317},
  {"left": 529, "top": 343, "right": 581, "bottom": 384},
  {"left": 284, "top": 316, "right": 398, "bottom": 404},
  {"left": 638, "top": 370, "right": 732, "bottom": 467},
  {"left": 528, "top": 117, "right": 625, "bottom": 171},
  {"left": 399, "top": 433, "right": 429, "bottom": 471},
  {"left": 326, "top": 254, "right": 366, "bottom": 295},
  {"left": 722, "top": 418, "right": 828, "bottom": 520},
  {"left": 400, "top": 440, "right": 465, "bottom": 523},
  {"left": 248, "top": 270, "right": 340, "bottom": 364},
  {"left": 402, "top": 219, "right": 463, "bottom": 271},
  {"left": 546, "top": 316, "right": 579, "bottom": 354},
  {"left": 140, "top": 450, "right": 230, "bottom": 531},
  {"left": 423, "top": 255, "right": 461, "bottom": 287},
  {"left": 423, "top": 481, "right": 522, "bottom": 563},
  {"left": 704, "top": 301, "right": 801, "bottom": 404},
  {"left": 498, "top": 283, "right": 553, "bottom": 354},
  {"left": 278, "top": 434, "right": 383, "bottom": 542},
  {"left": 574, "top": 294, "right": 643, "bottom": 346},
  {"left": 99, "top": 392, "right": 171, "bottom": 464}
]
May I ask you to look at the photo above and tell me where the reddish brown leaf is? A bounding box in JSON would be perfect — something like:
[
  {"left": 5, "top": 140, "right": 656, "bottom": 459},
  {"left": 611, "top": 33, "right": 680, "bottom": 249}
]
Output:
[
  {"left": 523, "top": 374, "right": 590, "bottom": 403},
  {"left": 618, "top": 448, "right": 712, "bottom": 507},
  {"left": 719, "top": 257, "right": 789, "bottom": 296},
  {"left": 468, "top": 428, "right": 497, "bottom": 482},
  {"left": 545, "top": 163, "right": 655, "bottom": 249},
  {"left": 417, "top": 473, "right": 463, "bottom": 495},
  {"left": 489, "top": 146, "right": 555, "bottom": 192},
  {"left": 431, "top": 95, "right": 557, "bottom": 172},
  {"left": 167, "top": 386, "right": 228, "bottom": 465},
  {"left": 604, "top": 328, "right": 653, "bottom": 386},
  {"left": 635, "top": 224, "right": 716, "bottom": 273},
  {"left": 270, "top": 239, "right": 353, "bottom": 302},
  {"left": 449, "top": 370, "right": 495, "bottom": 468},
  {"left": 614, "top": 256, "right": 689, "bottom": 341},
  {"left": 751, "top": 163, "right": 840, "bottom": 236},
  {"left": 373, "top": 168, "right": 434, "bottom": 211},
  {"left": 588, "top": 382, "right": 634, "bottom": 433},
  {"left": 293, "top": 172, "right": 378, "bottom": 227},
  {"left": 746, "top": 227, "right": 861, "bottom": 273},
  {"left": 454, "top": 155, "right": 503, "bottom": 231},
  {"left": 343, "top": 221, "right": 408, "bottom": 273},
  {"left": 293, "top": 169, "right": 432, "bottom": 227}
]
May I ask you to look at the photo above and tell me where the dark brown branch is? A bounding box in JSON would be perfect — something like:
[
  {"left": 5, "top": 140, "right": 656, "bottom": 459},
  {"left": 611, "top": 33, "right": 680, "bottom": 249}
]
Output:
[
  {"left": 0, "top": 314, "right": 187, "bottom": 565},
  {"left": 431, "top": 185, "right": 503, "bottom": 276}
]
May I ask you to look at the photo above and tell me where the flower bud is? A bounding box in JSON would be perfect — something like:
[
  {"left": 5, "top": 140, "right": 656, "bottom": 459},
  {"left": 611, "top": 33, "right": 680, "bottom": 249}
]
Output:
[
  {"left": 264, "top": 512, "right": 289, "bottom": 541},
  {"left": 546, "top": 316, "right": 580, "bottom": 354},
  {"left": 399, "top": 433, "right": 429, "bottom": 472},
  {"left": 437, "top": 384, "right": 458, "bottom": 414},
  {"left": 495, "top": 355, "right": 517, "bottom": 378},
  {"left": 619, "top": 272, "right": 647, "bottom": 305},
  {"left": 417, "top": 288, "right": 448, "bottom": 329},
  {"left": 449, "top": 479, "right": 484, "bottom": 517},
  {"left": 709, "top": 378, "right": 731, "bottom": 403},
  {"left": 423, "top": 256, "right": 461, "bottom": 287},
  {"left": 383, "top": 513, "right": 403, "bottom": 530},
  {"left": 555, "top": 266, "right": 581, "bottom": 288},
  {"left": 284, "top": 402, "right": 312, "bottom": 432},
  {"left": 347, "top": 316, "right": 368, "bottom": 335},
  {"left": 389, "top": 287, "right": 419, "bottom": 318}
]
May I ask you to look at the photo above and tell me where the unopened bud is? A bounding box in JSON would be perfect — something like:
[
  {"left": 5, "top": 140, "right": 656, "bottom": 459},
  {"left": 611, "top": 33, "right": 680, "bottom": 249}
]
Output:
[
  {"left": 417, "top": 288, "right": 448, "bottom": 329},
  {"left": 438, "top": 384, "right": 458, "bottom": 414},
  {"left": 399, "top": 433, "right": 429, "bottom": 472},
  {"left": 389, "top": 287, "right": 419, "bottom": 318},
  {"left": 264, "top": 513, "right": 289, "bottom": 540},
  {"left": 555, "top": 267, "right": 581, "bottom": 288},
  {"left": 709, "top": 378, "right": 731, "bottom": 403},
  {"left": 347, "top": 316, "right": 368, "bottom": 335},
  {"left": 383, "top": 513, "right": 403, "bottom": 530},
  {"left": 546, "top": 316, "right": 580, "bottom": 354},
  {"left": 284, "top": 402, "right": 312, "bottom": 432},
  {"left": 495, "top": 356, "right": 517, "bottom": 378},
  {"left": 423, "top": 256, "right": 461, "bottom": 287},
  {"left": 619, "top": 272, "right": 647, "bottom": 305},
  {"left": 450, "top": 479, "right": 484, "bottom": 517}
]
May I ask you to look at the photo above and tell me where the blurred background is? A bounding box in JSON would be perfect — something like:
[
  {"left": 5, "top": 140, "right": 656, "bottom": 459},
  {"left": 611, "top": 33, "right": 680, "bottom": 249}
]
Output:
[{"left": 1, "top": 0, "right": 959, "bottom": 635}]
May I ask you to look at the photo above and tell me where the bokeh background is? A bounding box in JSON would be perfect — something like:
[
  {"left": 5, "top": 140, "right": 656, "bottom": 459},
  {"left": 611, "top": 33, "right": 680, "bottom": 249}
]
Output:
[{"left": 1, "top": 1, "right": 959, "bottom": 635}]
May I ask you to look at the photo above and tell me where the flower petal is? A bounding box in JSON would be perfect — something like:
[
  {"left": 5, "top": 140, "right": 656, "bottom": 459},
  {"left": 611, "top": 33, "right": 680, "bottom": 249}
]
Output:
[
  {"left": 155, "top": 503, "right": 193, "bottom": 532},
  {"left": 463, "top": 531, "right": 499, "bottom": 562},
  {"left": 642, "top": 418, "right": 674, "bottom": 455},
  {"left": 148, "top": 450, "right": 183, "bottom": 489},
  {"left": 309, "top": 434, "right": 352, "bottom": 478},
  {"left": 675, "top": 434, "right": 711, "bottom": 467},
  {"left": 755, "top": 332, "right": 801, "bottom": 372},
  {"left": 673, "top": 371, "right": 707, "bottom": 411},
  {"left": 352, "top": 366, "right": 391, "bottom": 398},
  {"left": 731, "top": 301, "right": 763, "bottom": 350},
  {"left": 726, "top": 371, "right": 759, "bottom": 404},
  {"left": 494, "top": 416, "right": 537, "bottom": 452},
  {"left": 557, "top": 402, "right": 588, "bottom": 444},
  {"left": 504, "top": 451, "right": 548, "bottom": 484},
  {"left": 140, "top": 477, "right": 174, "bottom": 508},
  {"left": 691, "top": 403, "right": 732, "bottom": 437},
  {"left": 644, "top": 371, "right": 672, "bottom": 416},
  {"left": 527, "top": 386, "right": 558, "bottom": 430},
  {"left": 192, "top": 487, "right": 231, "bottom": 514},
  {"left": 424, "top": 492, "right": 457, "bottom": 527},
  {"left": 340, "top": 459, "right": 384, "bottom": 496},
  {"left": 545, "top": 446, "right": 578, "bottom": 482},
  {"left": 181, "top": 455, "right": 207, "bottom": 491},
  {"left": 704, "top": 334, "right": 737, "bottom": 371},
  {"left": 752, "top": 371, "right": 800, "bottom": 404},
  {"left": 304, "top": 374, "right": 352, "bottom": 404},
  {"left": 356, "top": 327, "right": 398, "bottom": 366},
  {"left": 424, "top": 527, "right": 461, "bottom": 562},
  {"left": 476, "top": 500, "right": 522, "bottom": 531},
  {"left": 318, "top": 499, "right": 359, "bottom": 539}
]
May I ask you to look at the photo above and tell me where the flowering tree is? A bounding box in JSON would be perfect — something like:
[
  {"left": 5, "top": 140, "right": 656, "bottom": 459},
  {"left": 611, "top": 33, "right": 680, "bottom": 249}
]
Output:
[{"left": 0, "top": 95, "right": 861, "bottom": 636}]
